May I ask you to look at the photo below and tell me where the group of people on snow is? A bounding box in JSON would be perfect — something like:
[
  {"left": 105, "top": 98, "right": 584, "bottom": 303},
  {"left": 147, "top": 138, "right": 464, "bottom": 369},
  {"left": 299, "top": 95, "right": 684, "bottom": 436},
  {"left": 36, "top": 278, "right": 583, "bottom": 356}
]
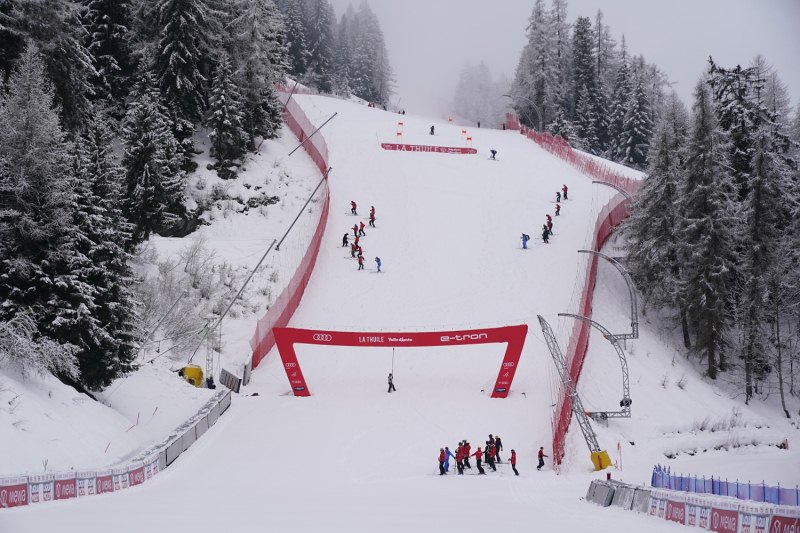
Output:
[
  {"left": 521, "top": 183, "right": 570, "bottom": 248},
  {"left": 343, "top": 202, "right": 381, "bottom": 272},
  {"left": 437, "top": 435, "right": 544, "bottom": 477}
]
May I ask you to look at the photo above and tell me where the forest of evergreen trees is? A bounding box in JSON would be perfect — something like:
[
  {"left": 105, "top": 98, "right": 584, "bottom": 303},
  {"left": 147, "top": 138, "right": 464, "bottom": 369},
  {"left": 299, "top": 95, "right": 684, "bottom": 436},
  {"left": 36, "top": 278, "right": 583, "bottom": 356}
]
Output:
[
  {"left": 0, "top": 0, "right": 392, "bottom": 392},
  {"left": 512, "top": 0, "right": 800, "bottom": 410}
]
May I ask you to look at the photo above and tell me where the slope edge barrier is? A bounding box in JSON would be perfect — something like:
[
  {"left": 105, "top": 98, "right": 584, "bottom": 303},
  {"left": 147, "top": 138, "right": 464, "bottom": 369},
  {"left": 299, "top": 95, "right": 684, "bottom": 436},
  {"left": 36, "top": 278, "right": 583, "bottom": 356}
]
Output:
[
  {"left": 0, "top": 390, "right": 232, "bottom": 509},
  {"left": 249, "top": 93, "right": 331, "bottom": 369},
  {"left": 586, "top": 478, "right": 800, "bottom": 530},
  {"left": 515, "top": 125, "right": 641, "bottom": 469}
]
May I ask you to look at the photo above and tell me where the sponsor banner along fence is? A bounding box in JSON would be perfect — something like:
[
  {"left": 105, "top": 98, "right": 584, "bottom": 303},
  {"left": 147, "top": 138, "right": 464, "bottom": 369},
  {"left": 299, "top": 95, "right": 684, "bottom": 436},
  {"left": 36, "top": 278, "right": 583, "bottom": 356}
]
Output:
[
  {"left": 588, "top": 479, "right": 800, "bottom": 531},
  {"left": 652, "top": 465, "right": 800, "bottom": 506},
  {"left": 509, "top": 122, "right": 641, "bottom": 469},
  {"left": 273, "top": 326, "right": 528, "bottom": 398},
  {"left": 380, "top": 143, "right": 478, "bottom": 154},
  {"left": 249, "top": 91, "right": 331, "bottom": 369},
  {"left": 0, "top": 390, "right": 231, "bottom": 509}
]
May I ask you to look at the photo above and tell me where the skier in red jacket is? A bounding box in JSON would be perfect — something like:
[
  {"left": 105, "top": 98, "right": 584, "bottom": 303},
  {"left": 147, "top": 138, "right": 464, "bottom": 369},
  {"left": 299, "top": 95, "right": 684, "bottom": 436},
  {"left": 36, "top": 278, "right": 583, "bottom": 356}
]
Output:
[
  {"left": 537, "top": 446, "right": 548, "bottom": 470},
  {"left": 438, "top": 448, "right": 446, "bottom": 475},
  {"left": 352, "top": 224, "right": 359, "bottom": 238},
  {"left": 351, "top": 200, "right": 357, "bottom": 215},
  {"left": 455, "top": 445, "right": 464, "bottom": 475},
  {"left": 357, "top": 254, "right": 365, "bottom": 271},
  {"left": 359, "top": 221, "right": 366, "bottom": 236},
  {"left": 350, "top": 243, "right": 357, "bottom": 258},
  {"left": 370, "top": 205, "right": 375, "bottom": 218},
  {"left": 472, "top": 447, "right": 485, "bottom": 474},
  {"left": 462, "top": 441, "right": 471, "bottom": 469},
  {"left": 562, "top": 184, "right": 568, "bottom": 200},
  {"left": 486, "top": 442, "right": 497, "bottom": 471},
  {"left": 555, "top": 203, "right": 561, "bottom": 216},
  {"left": 510, "top": 449, "right": 519, "bottom": 476},
  {"left": 369, "top": 212, "right": 376, "bottom": 228}
]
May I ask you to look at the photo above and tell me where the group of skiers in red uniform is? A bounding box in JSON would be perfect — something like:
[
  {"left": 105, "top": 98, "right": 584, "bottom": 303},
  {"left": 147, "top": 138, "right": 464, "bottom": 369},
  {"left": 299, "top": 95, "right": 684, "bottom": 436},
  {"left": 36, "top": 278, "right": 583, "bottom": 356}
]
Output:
[
  {"left": 343, "top": 201, "right": 380, "bottom": 272},
  {"left": 521, "top": 183, "right": 570, "bottom": 248},
  {"left": 437, "top": 435, "right": 547, "bottom": 477}
]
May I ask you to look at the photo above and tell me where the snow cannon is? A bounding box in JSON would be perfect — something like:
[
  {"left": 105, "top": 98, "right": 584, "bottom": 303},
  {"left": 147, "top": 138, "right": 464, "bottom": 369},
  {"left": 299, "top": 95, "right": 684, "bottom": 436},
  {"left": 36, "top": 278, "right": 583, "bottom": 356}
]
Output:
[
  {"left": 591, "top": 450, "right": 612, "bottom": 471},
  {"left": 182, "top": 364, "right": 204, "bottom": 388}
]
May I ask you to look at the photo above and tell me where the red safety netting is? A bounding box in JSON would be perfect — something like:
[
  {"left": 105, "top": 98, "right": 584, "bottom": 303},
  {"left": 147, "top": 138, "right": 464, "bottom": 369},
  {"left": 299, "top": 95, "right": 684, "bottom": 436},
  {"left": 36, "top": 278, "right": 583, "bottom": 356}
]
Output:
[
  {"left": 511, "top": 122, "right": 642, "bottom": 469},
  {"left": 249, "top": 93, "right": 331, "bottom": 368}
]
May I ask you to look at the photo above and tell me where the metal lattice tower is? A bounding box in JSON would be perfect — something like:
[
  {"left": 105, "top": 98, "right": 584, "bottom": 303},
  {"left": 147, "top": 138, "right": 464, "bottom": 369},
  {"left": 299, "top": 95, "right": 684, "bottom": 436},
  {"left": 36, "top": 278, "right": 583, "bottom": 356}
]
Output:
[
  {"left": 558, "top": 313, "right": 632, "bottom": 421},
  {"left": 578, "top": 250, "right": 639, "bottom": 341},
  {"left": 537, "top": 316, "right": 600, "bottom": 454}
]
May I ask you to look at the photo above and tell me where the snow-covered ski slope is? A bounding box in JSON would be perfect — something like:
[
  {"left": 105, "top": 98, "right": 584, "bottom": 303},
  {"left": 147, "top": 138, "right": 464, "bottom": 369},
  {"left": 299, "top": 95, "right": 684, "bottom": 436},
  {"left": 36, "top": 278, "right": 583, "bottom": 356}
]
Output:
[{"left": 4, "top": 96, "right": 790, "bottom": 533}]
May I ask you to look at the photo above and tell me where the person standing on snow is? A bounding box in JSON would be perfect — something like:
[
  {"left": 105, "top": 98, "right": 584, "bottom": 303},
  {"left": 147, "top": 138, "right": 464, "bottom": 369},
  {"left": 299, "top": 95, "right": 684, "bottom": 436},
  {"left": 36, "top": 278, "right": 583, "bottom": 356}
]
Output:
[
  {"left": 556, "top": 191, "right": 561, "bottom": 203},
  {"left": 455, "top": 445, "right": 465, "bottom": 475},
  {"left": 510, "top": 449, "right": 519, "bottom": 476},
  {"left": 438, "top": 448, "right": 446, "bottom": 475},
  {"left": 375, "top": 257, "right": 382, "bottom": 272},
  {"left": 359, "top": 221, "right": 366, "bottom": 236},
  {"left": 387, "top": 372, "right": 396, "bottom": 393},
  {"left": 472, "top": 446, "right": 485, "bottom": 475},
  {"left": 490, "top": 149, "right": 497, "bottom": 160},
  {"left": 342, "top": 233, "right": 349, "bottom": 247},
  {"left": 353, "top": 224, "right": 359, "bottom": 238},
  {"left": 494, "top": 435, "right": 503, "bottom": 463},
  {"left": 547, "top": 220, "right": 553, "bottom": 235},
  {"left": 430, "top": 125, "right": 435, "bottom": 135},
  {"left": 555, "top": 203, "right": 561, "bottom": 216},
  {"left": 463, "top": 441, "right": 472, "bottom": 469},
  {"left": 444, "top": 446, "right": 456, "bottom": 473},
  {"left": 350, "top": 243, "right": 357, "bottom": 258},
  {"left": 369, "top": 206, "right": 376, "bottom": 227},
  {"left": 537, "top": 447, "right": 548, "bottom": 470},
  {"left": 521, "top": 233, "right": 530, "bottom": 249},
  {"left": 486, "top": 442, "right": 497, "bottom": 471},
  {"left": 562, "top": 184, "right": 568, "bottom": 200},
  {"left": 351, "top": 200, "right": 358, "bottom": 215},
  {"left": 357, "top": 254, "right": 365, "bottom": 271},
  {"left": 542, "top": 225, "right": 550, "bottom": 244}
]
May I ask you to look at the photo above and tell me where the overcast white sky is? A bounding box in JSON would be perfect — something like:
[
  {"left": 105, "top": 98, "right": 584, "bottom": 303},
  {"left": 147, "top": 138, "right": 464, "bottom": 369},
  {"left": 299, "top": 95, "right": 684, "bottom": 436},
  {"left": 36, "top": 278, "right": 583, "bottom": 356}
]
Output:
[{"left": 328, "top": 0, "right": 800, "bottom": 118}]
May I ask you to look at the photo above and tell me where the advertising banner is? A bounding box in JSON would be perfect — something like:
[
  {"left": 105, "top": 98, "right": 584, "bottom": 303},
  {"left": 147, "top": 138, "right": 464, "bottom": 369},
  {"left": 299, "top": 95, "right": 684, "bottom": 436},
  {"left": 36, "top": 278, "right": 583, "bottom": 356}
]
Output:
[
  {"left": 380, "top": 143, "right": 477, "bottom": 154},
  {"left": 0, "top": 477, "right": 28, "bottom": 508},
  {"left": 770, "top": 506, "right": 800, "bottom": 533},
  {"left": 53, "top": 472, "right": 76, "bottom": 501},
  {"left": 27, "top": 473, "right": 54, "bottom": 504},
  {"left": 95, "top": 470, "right": 114, "bottom": 494},
  {"left": 76, "top": 471, "right": 96, "bottom": 497},
  {"left": 710, "top": 506, "right": 739, "bottom": 533},
  {"left": 113, "top": 467, "right": 129, "bottom": 491},
  {"left": 128, "top": 464, "right": 145, "bottom": 487},
  {"left": 274, "top": 326, "right": 528, "bottom": 398},
  {"left": 666, "top": 498, "right": 687, "bottom": 524}
]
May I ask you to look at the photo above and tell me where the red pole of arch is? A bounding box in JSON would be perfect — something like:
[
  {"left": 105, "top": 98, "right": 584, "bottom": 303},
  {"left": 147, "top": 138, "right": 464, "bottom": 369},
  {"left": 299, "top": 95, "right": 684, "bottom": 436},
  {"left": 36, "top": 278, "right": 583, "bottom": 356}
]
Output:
[{"left": 273, "top": 325, "right": 528, "bottom": 398}]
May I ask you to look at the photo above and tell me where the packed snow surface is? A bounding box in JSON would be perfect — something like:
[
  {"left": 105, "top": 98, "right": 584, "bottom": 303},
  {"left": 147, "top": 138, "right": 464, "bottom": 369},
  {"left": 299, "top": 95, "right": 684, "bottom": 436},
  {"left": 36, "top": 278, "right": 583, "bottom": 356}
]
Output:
[{"left": 3, "top": 95, "right": 797, "bottom": 532}]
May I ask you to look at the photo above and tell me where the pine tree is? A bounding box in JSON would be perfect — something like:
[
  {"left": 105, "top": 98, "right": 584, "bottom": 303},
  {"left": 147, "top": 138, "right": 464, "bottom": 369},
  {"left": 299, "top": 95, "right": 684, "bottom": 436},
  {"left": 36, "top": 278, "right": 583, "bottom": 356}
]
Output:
[
  {"left": 3, "top": 0, "right": 96, "bottom": 130},
  {"left": 206, "top": 52, "right": 248, "bottom": 176},
  {"left": 510, "top": 0, "right": 551, "bottom": 130},
  {"left": 85, "top": 0, "right": 135, "bottom": 109},
  {"left": 276, "top": 0, "right": 309, "bottom": 77},
  {"left": 227, "top": 0, "right": 287, "bottom": 149},
  {"left": 0, "top": 44, "right": 82, "bottom": 381},
  {"left": 624, "top": 92, "right": 690, "bottom": 345},
  {"left": 547, "top": 107, "right": 575, "bottom": 142},
  {"left": 548, "top": 0, "right": 571, "bottom": 120},
  {"left": 64, "top": 117, "right": 139, "bottom": 388},
  {"left": 677, "top": 79, "right": 738, "bottom": 379},
  {"left": 155, "top": 0, "right": 214, "bottom": 123},
  {"left": 331, "top": 4, "right": 355, "bottom": 96},
  {"left": 608, "top": 45, "right": 632, "bottom": 160},
  {"left": 342, "top": 2, "right": 392, "bottom": 104},
  {"left": 571, "top": 16, "right": 595, "bottom": 118},
  {"left": 620, "top": 77, "right": 652, "bottom": 169},
  {"left": 121, "top": 73, "right": 186, "bottom": 244},
  {"left": 303, "top": 0, "right": 335, "bottom": 93},
  {"left": 574, "top": 84, "right": 598, "bottom": 151}
]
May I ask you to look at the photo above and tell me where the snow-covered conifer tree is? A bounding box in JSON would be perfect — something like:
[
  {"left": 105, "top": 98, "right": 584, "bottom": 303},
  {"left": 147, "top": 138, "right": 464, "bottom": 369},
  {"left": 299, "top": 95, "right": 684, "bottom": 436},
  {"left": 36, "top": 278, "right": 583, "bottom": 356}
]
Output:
[
  {"left": 620, "top": 76, "right": 652, "bottom": 169},
  {"left": 206, "top": 52, "right": 248, "bottom": 176}
]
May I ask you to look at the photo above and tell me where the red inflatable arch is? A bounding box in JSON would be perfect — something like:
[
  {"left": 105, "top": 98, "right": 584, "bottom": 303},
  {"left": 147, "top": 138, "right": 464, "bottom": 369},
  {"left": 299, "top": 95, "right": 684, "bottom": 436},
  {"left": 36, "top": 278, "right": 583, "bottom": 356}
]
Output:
[{"left": 273, "top": 325, "right": 528, "bottom": 398}]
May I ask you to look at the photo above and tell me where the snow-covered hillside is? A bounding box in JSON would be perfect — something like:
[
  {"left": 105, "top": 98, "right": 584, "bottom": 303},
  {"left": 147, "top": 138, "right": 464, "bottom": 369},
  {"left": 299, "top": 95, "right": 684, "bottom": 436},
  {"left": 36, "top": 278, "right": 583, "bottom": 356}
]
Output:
[{"left": 2, "top": 93, "right": 797, "bottom": 532}]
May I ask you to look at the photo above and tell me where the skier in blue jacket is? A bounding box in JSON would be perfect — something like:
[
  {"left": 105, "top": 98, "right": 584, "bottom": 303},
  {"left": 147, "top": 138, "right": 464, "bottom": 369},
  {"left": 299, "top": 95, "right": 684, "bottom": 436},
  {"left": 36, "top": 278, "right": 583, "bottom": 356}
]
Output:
[
  {"left": 444, "top": 446, "right": 457, "bottom": 473},
  {"left": 521, "top": 233, "right": 530, "bottom": 249},
  {"left": 375, "top": 257, "right": 382, "bottom": 272}
]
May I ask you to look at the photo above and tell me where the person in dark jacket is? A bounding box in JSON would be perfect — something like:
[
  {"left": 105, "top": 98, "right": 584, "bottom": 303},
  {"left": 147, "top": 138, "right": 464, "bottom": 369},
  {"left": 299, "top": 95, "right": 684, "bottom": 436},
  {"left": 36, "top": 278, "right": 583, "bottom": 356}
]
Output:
[
  {"left": 556, "top": 191, "right": 561, "bottom": 203},
  {"left": 430, "top": 125, "right": 435, "bottom": 135},
  {"left": 494, "top": 435, "right": 503, "bottom": 462},
  {"left": 342, "top": 233, "right": 349, "bottom": 247},
  {"left": 542, "top": 225, "right": 550, "bottom": 244},
  {"left": 438, "top": 448, "right": 446, "bottom": 475},
  {"left": 510, "top": 449, "right": 519, "bottom": 476},
  {"left": 521, "top": 233, "right": 530, "bottom": 249},
  {"left": 387, "top": 373, "right": 396, "bottom": 393}
]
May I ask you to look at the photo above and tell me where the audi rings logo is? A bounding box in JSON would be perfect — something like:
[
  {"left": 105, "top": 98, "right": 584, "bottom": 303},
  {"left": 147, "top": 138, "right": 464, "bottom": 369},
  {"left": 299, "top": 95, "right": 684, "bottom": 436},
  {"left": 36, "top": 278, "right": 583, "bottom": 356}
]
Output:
[
  {"left": 285, "top": 362, "right": 297, "bottom": 368},
  {"left": 313, "top": 334, "right": 333, "bottom": 342},
  {"left": 502, "top": 362, "right": 515, "bottom": 368}
]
